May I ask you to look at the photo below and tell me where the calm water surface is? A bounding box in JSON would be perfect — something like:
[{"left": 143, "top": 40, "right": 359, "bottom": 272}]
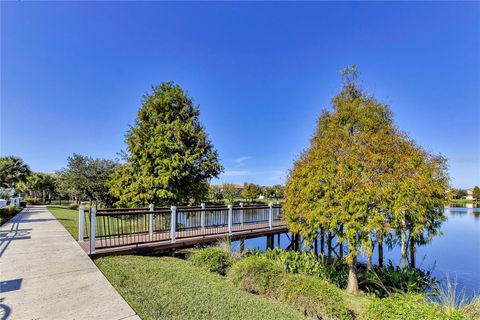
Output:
[{"left": 231, "top": 207, "right": 480, "bottom": 296}]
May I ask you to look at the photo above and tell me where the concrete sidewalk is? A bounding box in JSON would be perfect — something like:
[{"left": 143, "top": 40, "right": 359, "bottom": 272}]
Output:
[{"left": 0, "top": 206, "right": 139, "bottom": 320}]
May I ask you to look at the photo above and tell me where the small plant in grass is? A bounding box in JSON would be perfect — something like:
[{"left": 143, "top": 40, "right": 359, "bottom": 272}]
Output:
[
  {"left": 245, "top": 248, "right": 348, "bottom": 287},
  {"left": 278, "top": 273, "right": 353, "bottom": 320},
  {"left": 361, "top": 261, "right": 439, "bottom": 297},
  {"left": 228, "top": 256, "right": 284, "bottom": 295},
  {"left": 189, "top": 247, "right": 232, "bottom": 276},
  {"left": 228, "top": 255, "right": 353, "bottom": 319},
  {"left": 435, "top": 276, "right": 479, "bottom": 319},
  {"left": 366, "top": 294, "right": 465, "bottom": 320}
]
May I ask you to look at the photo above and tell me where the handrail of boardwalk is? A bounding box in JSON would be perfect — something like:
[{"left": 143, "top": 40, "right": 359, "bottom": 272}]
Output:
[{"left": 78, "top": 203, "right": 284, "bottom": 254}]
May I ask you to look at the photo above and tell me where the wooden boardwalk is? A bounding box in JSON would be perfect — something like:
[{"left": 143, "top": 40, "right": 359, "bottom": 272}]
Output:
[{"left": 81, "top": 221, "right": 288, "bottom": 258}]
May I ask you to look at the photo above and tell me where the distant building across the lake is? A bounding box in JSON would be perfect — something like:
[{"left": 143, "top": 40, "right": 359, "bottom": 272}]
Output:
[{"left": 466, "top": 188, "right": 474, "bottom": 200}]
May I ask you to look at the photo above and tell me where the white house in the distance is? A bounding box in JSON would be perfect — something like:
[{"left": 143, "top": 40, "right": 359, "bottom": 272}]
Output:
[{"left": 466, "top": 188, "right": 474, "bottom": 200}]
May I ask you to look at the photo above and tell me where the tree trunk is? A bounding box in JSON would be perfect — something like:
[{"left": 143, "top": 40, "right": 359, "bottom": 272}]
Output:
[
  {"left": 409, "top": 235, "right": 416, "bottom": 268},
  {"left": 367, "top": 233, "right": 374, "bottom": 271},
  {"left": 401, "top": 221, "right": 408, "bottom": 269},
  {"left": 346, "top": 254, "right": 359, "bottom": 295},
  {"left": 378, "top": 235, "right": 384, "bottom": 268},
  {"left": 320, "top": 228, "right": 325, "bottom": 254},
  {"left": 327, "top": 232, "right": 332, "bottom": 259},
  {"left": 367, "top": 252, "right": 372, "bottom": 271},
  {"left": 314, "top": 236, "right": 318, "bottom": 256},
  {"left": 338, "top": 225, "right": 344, "bottom": 259}
]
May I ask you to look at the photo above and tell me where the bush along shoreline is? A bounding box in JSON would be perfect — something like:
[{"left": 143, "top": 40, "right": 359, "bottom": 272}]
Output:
[
  {"left": 243, "top": 248, "right": 438, "bottom": 298},
  {"left": 188, "top": 246, "right": 479, "bottom": 320}
]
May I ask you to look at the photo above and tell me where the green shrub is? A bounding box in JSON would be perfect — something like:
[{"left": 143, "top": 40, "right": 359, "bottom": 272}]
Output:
[
  {"left": 24, "top": 197, "right": 42, "bottom": 205},
  {"left": 228, "top": 255, "right": 353, "bottom": 319},
  {"left": 0, "top": 205, "right": 20, "bottom": 223},
  {"left": 278, "top": 273, "right": 353, "bottom": 319},
  {"left": 363, "top": 261, "right": 439, "bottom": 297},
  {"left": 366, "top": 294, "right": 464, "bottom": 320},
  {"left": 68, "top": 204, "right": 79, "bottom": 210},
  {"left": 246, "top": 248, "right": 348, "bottom": 287},
  {"left": 189, "top": 247, "right": 232, "bottom": 275},
  {"left": 19, "top": 201, "right": 27, "bottom": 208},
  {"left": 247, "top": 249, "right": 438, "bottom": 297},
  {"left": 228, "top": 256, "right": 283, "bottom": 295}
]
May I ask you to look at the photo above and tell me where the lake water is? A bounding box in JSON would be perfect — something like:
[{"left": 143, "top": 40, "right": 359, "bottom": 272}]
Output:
[{"left": 231, "top": 206, "right": 480, "bottom": 297}]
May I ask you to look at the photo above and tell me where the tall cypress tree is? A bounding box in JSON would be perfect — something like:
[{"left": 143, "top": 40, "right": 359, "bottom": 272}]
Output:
[
  {"left": 109, "top": 82, "right": 223, "bottom": 206},
  {"left": 284, "top": 66, "right": 448, "bottom": 294}
]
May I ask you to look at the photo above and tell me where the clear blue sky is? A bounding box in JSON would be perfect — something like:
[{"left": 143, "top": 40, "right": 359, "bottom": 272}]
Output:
[{"left": 1, "top": 2, "right": 479, "bottom": 188}]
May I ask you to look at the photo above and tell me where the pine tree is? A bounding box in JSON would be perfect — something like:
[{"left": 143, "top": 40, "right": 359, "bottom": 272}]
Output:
[{"left": 109, "top": 82, "right": 222, "bottom": 206}]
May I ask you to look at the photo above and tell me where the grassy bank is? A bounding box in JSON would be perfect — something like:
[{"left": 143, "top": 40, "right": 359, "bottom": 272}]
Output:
[
  {"left": 47, "top": 205, "right": 79, "bottom": 240},
  {"left": 450, "top": 199, "right": 478, "bottom": 205},
  {"left": 95, "top": 255, "right": 305, "bottom": 320}
]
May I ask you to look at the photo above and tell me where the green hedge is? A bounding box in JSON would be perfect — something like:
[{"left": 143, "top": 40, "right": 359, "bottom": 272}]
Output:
[
  {"left": 0, "top": 205, "right": 20, "bottom": 224},
  {"left": 228, "top": 256, "right": 284, "bottom": 295},
  {"left": 228, "top": 256, "right": 353, "bottom": 319},
  {"left": 366, "top": 294, "right": 465, "bottom": 320},
  {"left": 189, "top": 247, "right": 232, "bottom": 276}
]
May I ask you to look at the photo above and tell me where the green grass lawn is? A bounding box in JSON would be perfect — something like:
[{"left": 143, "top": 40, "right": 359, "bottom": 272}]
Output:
[
  {"left": 450, "top": 199, "right": 478, "bottom": 205},
  {"left": 95, "top": 255, "right": 306, "bottom": 320},
  {"left": 48, "top": 205, "right": 79, "bottom": 240}
]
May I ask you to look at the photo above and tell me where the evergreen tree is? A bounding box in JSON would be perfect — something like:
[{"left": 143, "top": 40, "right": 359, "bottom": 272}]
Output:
[
  {"left": 222, "top": 183, "right": 238, "bottom": 204},
  {"left": 109, "top": 82, "right": 222, "bottom": 206},
  {"left": 57, "top": 154, "right": 118, "bottom": 207},
  {"left": 284, "top": 66, "right": 448, "bottom": 294},
  {"left": 473, "top": 186, "right": 480, "bottom": 201}
]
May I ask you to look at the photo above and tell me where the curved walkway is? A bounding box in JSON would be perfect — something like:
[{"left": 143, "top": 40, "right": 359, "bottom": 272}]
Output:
[{"left": 0, "top": 206, "right": 139, "bottom": 320}]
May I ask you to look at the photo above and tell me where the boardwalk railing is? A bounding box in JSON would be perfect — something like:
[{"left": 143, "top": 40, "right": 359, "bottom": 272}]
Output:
[{"left": 79, "top": 203, "right": 284, "bottom": 254}]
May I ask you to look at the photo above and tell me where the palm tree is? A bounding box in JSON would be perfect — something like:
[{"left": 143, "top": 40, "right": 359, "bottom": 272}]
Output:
[{"left": 0, "top": 156, "right": 31, "bottom": 188}]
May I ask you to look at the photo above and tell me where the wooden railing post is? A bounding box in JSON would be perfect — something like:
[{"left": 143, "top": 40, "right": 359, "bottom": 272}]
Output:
[
  {"left": 78, "top": 205, "right": 84, "bottom": 242},
  {"left": 149, "top": 204, "right": 154, "bottom": 237},
  {"left": 268, "top": 202, "right": 273, "bottom": 230},
  {"left": 240, "top": 202, "right": 244, "bottom": 226},
  {"left": 170, "top": 206, "right": 176, "bottom": 243},
  {"left": 89, "top": 208, "right": 96, "bottom": 254},
  {"left": 228, "top": 204, "right": 233, "bottom": 235},
  {"left": 200, "top": 203, "right": 205, "bottom": 229}
]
